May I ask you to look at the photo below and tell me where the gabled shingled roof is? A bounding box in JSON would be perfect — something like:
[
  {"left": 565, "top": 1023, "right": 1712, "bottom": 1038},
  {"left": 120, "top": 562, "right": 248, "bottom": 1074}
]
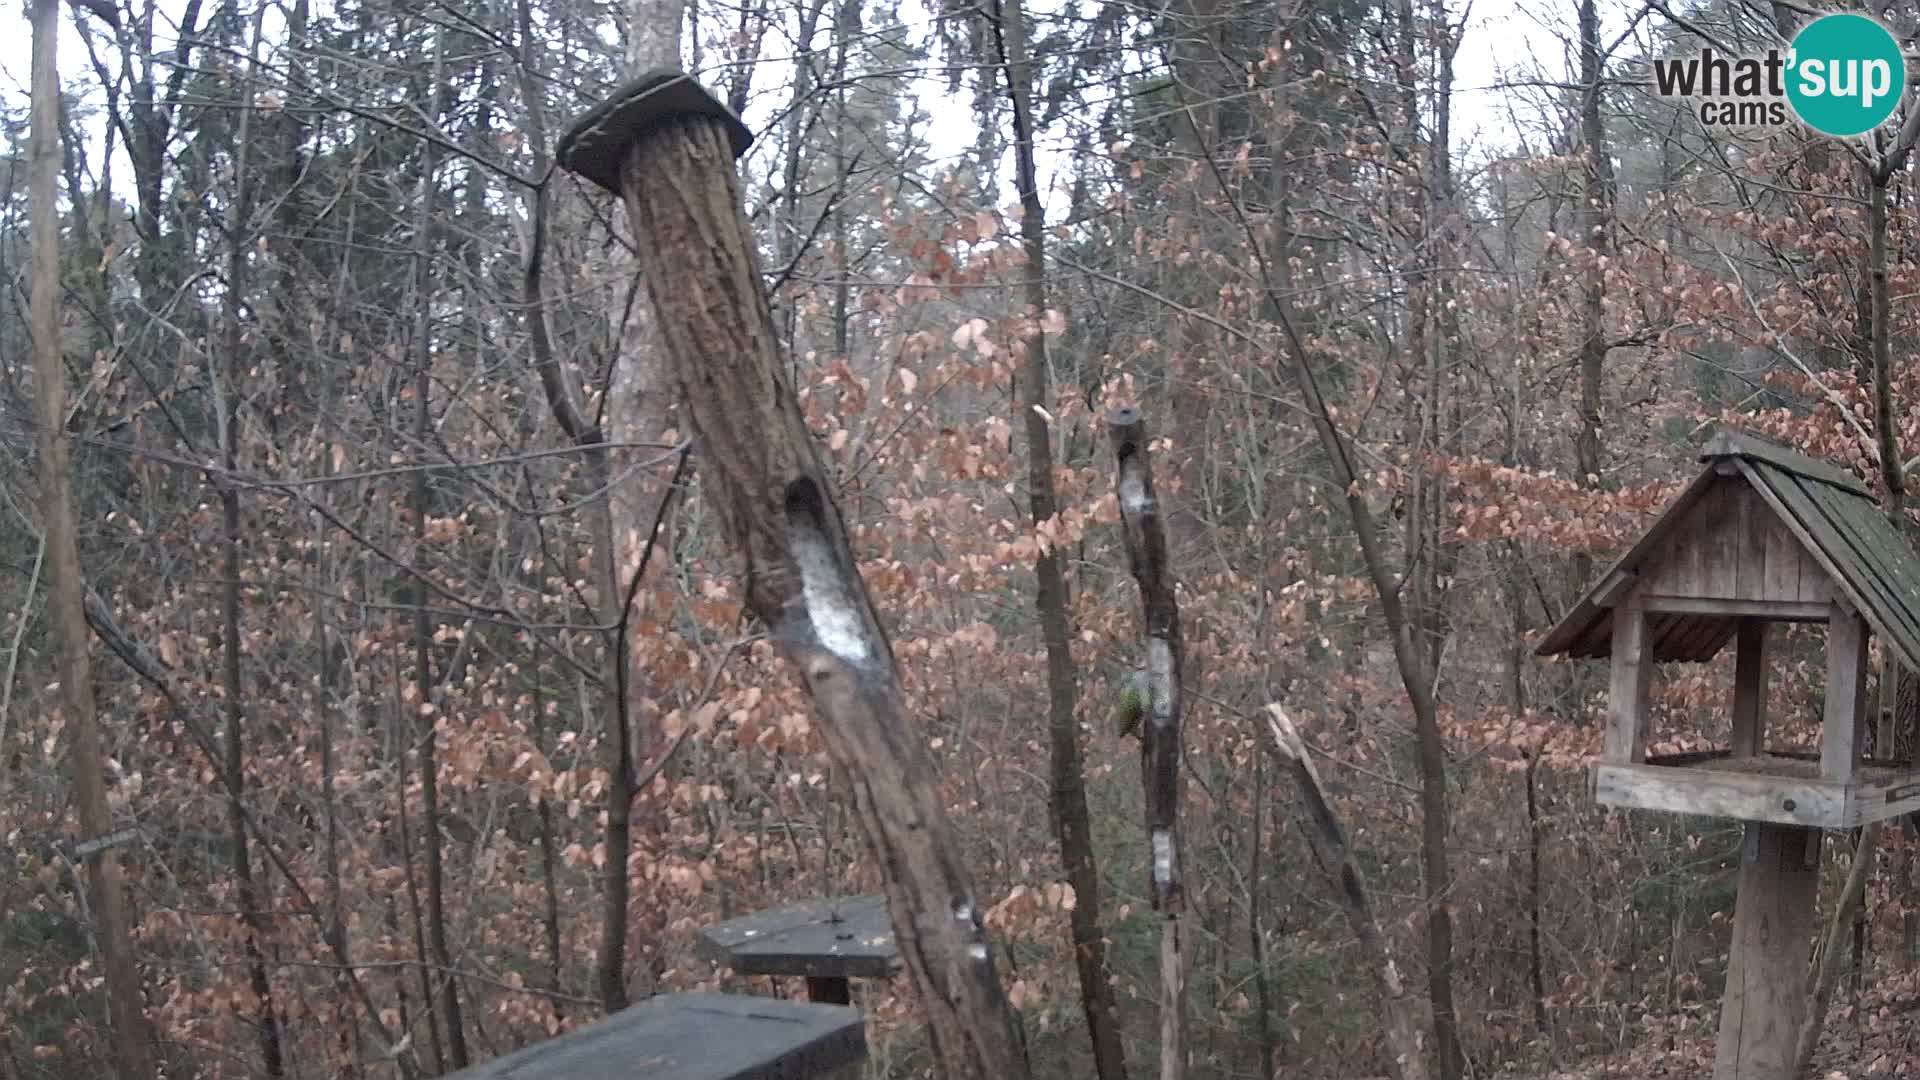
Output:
[{"left": 1536, "top": 430, "right": 1920, "bottom": 671}]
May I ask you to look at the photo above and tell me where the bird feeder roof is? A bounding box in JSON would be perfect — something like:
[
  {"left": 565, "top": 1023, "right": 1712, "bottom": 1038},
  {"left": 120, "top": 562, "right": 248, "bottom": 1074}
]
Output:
[{"left": 1536, "top": 430, "right": 1920, "bottom": 670}]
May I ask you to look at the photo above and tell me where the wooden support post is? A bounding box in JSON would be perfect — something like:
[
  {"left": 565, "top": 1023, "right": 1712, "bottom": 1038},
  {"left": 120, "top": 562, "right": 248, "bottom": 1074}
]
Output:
[
  {"left": 1607, "top": 599, "right": 1652, "bottom": 763},
  {"left": 1713, "top": 822, "right": 1821, "bottom": 1080},
  {"left": 556, "top": 72, "right": 1028, "bottom": 1079},
  {"left": 1731, "top": 619, "right": 1768, "bottom": 758},
  {"left": 1823, "top": 603, "right": 1868, "bottom": 782},
  {"left": 805, "top": 976, "right": 852, "bottom": 1006},
  {"left": 1108, "top": 407, "right": 1189, "bottom": 1079}
]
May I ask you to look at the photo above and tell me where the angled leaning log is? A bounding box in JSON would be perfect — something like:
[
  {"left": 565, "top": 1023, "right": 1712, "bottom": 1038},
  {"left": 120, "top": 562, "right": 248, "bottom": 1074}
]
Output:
[{"left": 557, "top": 73, "right": 1028, "bottom": 1079}]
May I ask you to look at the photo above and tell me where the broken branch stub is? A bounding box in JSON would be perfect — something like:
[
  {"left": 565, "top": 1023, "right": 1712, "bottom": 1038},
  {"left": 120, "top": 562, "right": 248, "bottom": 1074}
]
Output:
[{"left": 557, "top": 72, "right": 1028, "bottom": 1080}]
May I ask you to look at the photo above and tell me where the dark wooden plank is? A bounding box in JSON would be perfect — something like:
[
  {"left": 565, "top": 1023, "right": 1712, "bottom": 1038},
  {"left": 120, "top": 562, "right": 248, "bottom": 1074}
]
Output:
[
  {"left": 1813, "top": 482, "right": 1920, "bottom": 669},
  {"left": 1703, "top": 481, "right": 1740, "bottom": 598},
  {"left": 1739, "top": 462, "right": 1882, "bottom": 638},
  {"left": 1794, "top": 477, "right": 1920, "bottom": 669},
  {"left": 1537, "top": 467, "right": 1722, "bottom": 657},
  {"left": 1734, "top": 483, "right": 1768, "bottom": 601},
  {"left": 1759, "top": 490, "right": 1807, "bottom": 603},
  {"left": 1636, "top": 597, "right": 1830, "bottom": 620},
  {"left": 445, "top": 993, "right": 865, "bottom": 1080},
  {"left": 697, "top": 896, "right": 899, "bottom": 980},
  {"left": 1701, "top": 429, "right": 1872, "bottom": 496}
]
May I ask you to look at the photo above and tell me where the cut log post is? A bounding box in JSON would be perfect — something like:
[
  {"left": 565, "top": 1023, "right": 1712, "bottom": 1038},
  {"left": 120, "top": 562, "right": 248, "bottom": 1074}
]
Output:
[
  {"left": 1712, "top": 822, "right": 1821, "bottom": 1080},
  {"left": 1108, "top": 406, "right": 1188, "bottom": 1079},
  {"left": 557, "top": 72, "right": 1027, "bottom": 1079},
  {"left": 1260, "top": 706, "right": 1430, "bottom": 1080}
]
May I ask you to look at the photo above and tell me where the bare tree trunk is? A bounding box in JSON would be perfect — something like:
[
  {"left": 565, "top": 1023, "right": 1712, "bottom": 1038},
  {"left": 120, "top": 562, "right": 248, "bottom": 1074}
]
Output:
[
  {"left": 1261, "top": 706, "right": 1430, "bottom": 1080},
  {"left": 1249, "top": 755, "right": 1279, "bottom": 1077},
  {"left": 404, "top": 37, "right": 466, "bottom": 1062},
  {"left": 559, "top": 81, "right": 1030, "bottom": 1077},
  {"left": 519, "top": 0, "right": 685, "bottom": 1010},
  {"left": 1795, "top": 823, "right": 1880, "bottom": 1077},
  {"left": 1248, "top": 173, "right": 1444, "bottom": 1080},
  {"left": 984, "top": 2, "right": 1129, "bottom": 1076},
  {"left": 28, "top": 3, "right": 157, "bottom": 1075},
  {"left": 215, "top": 15, "right": 285, "bottom": 1072},
  {"left": 1109, "top": 409, "right": 1188, "bottom": 1080}
]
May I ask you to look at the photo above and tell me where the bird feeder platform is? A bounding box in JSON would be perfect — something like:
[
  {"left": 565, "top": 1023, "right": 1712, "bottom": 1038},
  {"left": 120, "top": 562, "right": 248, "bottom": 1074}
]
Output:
[
  {"left": 1540, "top": 430, "right": 1920, "bottom": 1080},
  {"left": 1539, "top": 429, "right": 1920, "bottom": 829},
  {"left": 443, "top": 992, "right": 865, "bottom": 1080},
  {"left": 697, "top": 895, "right": 899, "bottom": 1006}
]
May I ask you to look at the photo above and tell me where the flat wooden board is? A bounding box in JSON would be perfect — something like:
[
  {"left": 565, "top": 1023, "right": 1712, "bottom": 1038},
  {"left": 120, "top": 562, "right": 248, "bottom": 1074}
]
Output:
[
  {"left": 444, "top": 993, "right": 864, "bottom": 1080},
  {"left": 697, "top": 896, "right": 899, "bottom": 979},
  {"left": 1594, "top": 762, "right": 1845, "bottom": 828},
  {"left": 1595, "top": 757, "right": 1920, "bottom": 827},
  {"left": 557, "top": 70, "right": 753, "bottom": 194}
]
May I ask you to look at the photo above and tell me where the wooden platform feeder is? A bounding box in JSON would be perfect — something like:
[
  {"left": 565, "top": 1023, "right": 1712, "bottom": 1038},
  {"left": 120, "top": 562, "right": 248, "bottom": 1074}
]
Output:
[
  {"left": 1538, "top": 430, "right": 1920, "bottom": 1079},
  {"left": 443, "top": 992, "right": 865, "bottom": 1080},
  {"left": 697, "top": 896, "right": 900, "bottom": 1006}
]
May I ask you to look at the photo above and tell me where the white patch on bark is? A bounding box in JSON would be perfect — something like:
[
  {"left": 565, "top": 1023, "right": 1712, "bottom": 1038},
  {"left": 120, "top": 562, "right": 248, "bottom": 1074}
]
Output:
[
  {"left": 1146, "top": 637, "right": 1176, "bottom": 726},
  {"left": 969, "top": 943, "right": 989, "bottom": 962},
  {"left": 1118, "top": 466, "right": 1152, "bottom": 516},
  {"left": 953, "top": 901, "right": 974, "bottom": 924},
  {"left": 1152, "top": 829, "right": 1175, "bottom": 888},
  {"left": 791, "top": 518, "right": 873, "bottom": 667}
]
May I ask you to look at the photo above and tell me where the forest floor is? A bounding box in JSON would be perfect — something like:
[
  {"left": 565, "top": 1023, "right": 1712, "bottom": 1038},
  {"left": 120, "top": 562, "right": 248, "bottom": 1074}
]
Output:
[{"left": 1521, "top": 972, "right": 1920, "bottom": 1079}]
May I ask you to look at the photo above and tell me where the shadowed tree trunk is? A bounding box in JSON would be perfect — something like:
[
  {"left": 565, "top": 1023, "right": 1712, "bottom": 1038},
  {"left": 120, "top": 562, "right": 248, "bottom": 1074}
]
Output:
[
  {"left": 214, "top": 11, "right": 284, "bottom": 1073},
  {"left": 407, "top": 31, "right": 467, "bottom": 1067},
  {"left": 29, "top": 0, "right": 157, "bottom": 1074},
  {"left": 984, "top": 0, "right": 1130, "bottom": 1075}
]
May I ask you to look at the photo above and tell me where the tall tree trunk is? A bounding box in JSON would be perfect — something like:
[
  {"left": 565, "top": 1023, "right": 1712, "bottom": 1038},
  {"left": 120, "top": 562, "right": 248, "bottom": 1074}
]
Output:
[
  {"left": 29, "top": 3, "right": 158, "bottom": 1075},
  {"left": 1572, "top": 0, "right": 1615, "bottom": 588},
  {"left": 988, "top": 4, "right": 1130, "bottom": 1076},
  {"left": 562, "top": 82, "right": 1031, "bottom": 1076},
  {"left": 408, "top": 32, "right": 468, "bottom": 1067},
  {"left": 215, "top": 13, "right": 285, "bottom": 1073}
]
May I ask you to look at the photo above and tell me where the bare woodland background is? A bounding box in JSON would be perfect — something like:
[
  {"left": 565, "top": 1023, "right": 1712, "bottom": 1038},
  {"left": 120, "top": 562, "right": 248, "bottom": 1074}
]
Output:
[{"left": 5, "top": 0, "right": 1920, "bottom": 1075}]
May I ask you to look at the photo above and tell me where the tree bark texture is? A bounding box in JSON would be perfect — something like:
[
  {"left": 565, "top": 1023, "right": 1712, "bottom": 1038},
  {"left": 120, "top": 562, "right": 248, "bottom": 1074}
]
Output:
[
  {"left": 1109, "top": 408, "right": 1189, "bottom": 1080},
  {"left": 215, "top": 19, "right": 286, "bottom": 1072},
  {"left": 988, "top": 0, "right": 1131, "bottom": 1073},
  {"left": 29, "top": 1, "right": 158, "bottom": 1073},
  {"left": 586, "top": 100, "right": 1029, "bottom": 1079}
]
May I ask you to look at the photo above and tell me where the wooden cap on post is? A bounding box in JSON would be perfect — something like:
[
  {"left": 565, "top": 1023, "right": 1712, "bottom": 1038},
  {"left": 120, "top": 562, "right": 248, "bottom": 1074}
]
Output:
[{"left": 556, "top": 70, "right": 753, "bottom": 194}]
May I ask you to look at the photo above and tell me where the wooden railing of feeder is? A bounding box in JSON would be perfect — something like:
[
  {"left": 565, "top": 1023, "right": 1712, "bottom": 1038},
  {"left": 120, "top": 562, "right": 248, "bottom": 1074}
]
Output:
[
  {"left": 1537, "top": 430, "right": 1920, "bottom": 1080},
  {"left": 555, "top": 72, "right": 1027, "bottom": 1079}
]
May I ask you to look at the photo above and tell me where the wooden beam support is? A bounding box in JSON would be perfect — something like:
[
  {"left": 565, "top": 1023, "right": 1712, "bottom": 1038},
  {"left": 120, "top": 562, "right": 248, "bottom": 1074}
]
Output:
[
  {"left": 1713, "top": 823, "right": 1820, "bottom": 1080},
  {"left": 1823, "top": 604, "right": 1869, "bottom": 783},
  {"left": 1637, "top": 597, "right": 1832, "bottom": 621},
  {"left": 1607, "top": 599, "right": 1653, "bottom": 764},
  {"left": 1731, "top": 619, "right": 1768, "bottom": 758},
  {"left": 1592, "top": 568, "right": 1637, "bottom": 608}
]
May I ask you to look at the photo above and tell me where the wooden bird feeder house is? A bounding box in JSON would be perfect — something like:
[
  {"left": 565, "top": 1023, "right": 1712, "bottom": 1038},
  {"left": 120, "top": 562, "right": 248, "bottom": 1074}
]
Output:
[{"left": 1539, "top": 429, "right": 1920, "bottom": 1079}]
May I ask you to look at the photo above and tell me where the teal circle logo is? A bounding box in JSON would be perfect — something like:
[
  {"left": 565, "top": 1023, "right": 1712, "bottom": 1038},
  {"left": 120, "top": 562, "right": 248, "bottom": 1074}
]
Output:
[{"left": 1786, "top": 13, "right": 1905, "bottom": 137}]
